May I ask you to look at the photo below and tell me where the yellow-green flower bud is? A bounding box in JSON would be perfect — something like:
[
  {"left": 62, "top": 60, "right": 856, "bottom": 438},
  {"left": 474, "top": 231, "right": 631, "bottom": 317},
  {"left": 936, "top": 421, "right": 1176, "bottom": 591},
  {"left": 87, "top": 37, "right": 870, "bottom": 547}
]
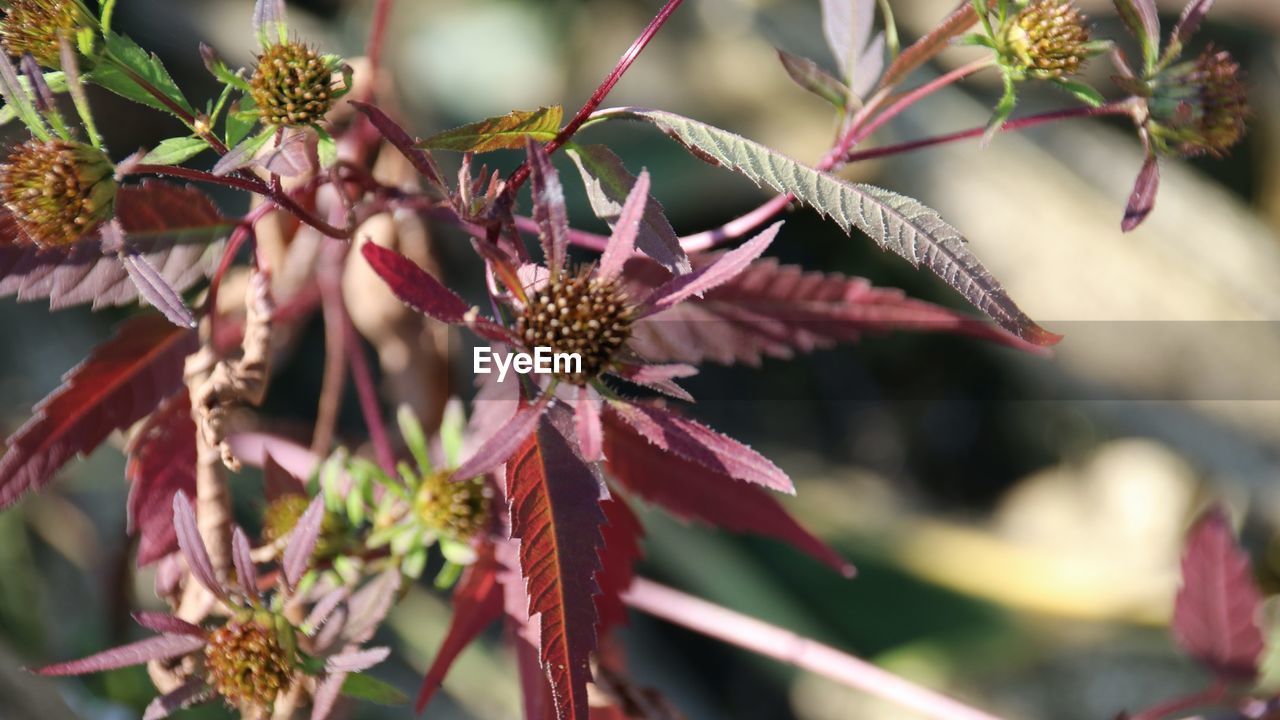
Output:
[
  {"left": 414, "top": 471, "right": 490, "bottom": 542},
  {"left": 1002, "top": 0, "right": 1091, "bottom": 79},
  {"left": 0, "top": 138, "right": 115, "bottom": 247},
  {"left": 249, "top": 41, "right": 340, "bottom": 128},
  {"left": 0, "top": 0, "right": 83, "bottom": 67}
]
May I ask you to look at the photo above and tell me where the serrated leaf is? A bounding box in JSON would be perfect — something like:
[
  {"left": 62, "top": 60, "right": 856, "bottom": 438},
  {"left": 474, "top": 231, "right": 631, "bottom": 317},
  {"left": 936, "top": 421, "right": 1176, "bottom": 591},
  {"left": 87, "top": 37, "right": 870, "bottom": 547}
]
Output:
[
  {"left": 0, "top": 314, "right": 196, "bottom": 509},
  {"left": 644, "top": 222, "right": 780, "bottom": 313},
  {"left": 142, "top": 136, "right": 211, "bottom": 166},
  {"left": 602, "top": 409, "right": 852, "bottom": 576},
  {"left": 1171, "top": 0, "right": 1213, "bottom": 49},
  {"left": 604, "top": 108, "right": 1057, "bottom": 345},
  {"left": 528, "top": 139, "right": 570, "bottom": 276},
  {"left": 595, "top": 497, "right": 644, "bottom": 633},
  {"left": 35, "top": 634, "right": 207, "bottom": 676},
  {"left": 225, "top": 95, "right": 257, "bottom": 146},
  {"left": 776, "top": 49, "right": 851, "bottom": 109},
  {"left": 1172, "top": 506, "right": 1265, "bottom": 681},
  {"left": 341, "top": 673, "right": 409, "bottom": 706},
  {"left": 879, "top": 2, "right": 978, "bottom": 88},
  {"left": 421, "top": 106, "right": 563, "bottom": 153},
  {"left": 415, "top": 547, "right": 503, "bottom": 713},
  {"left": 93, "top": 31, "right": 194, "bottom": 116},
  {"left": 1052, "top": 78, "right": 1105, "bottom": 108},
  {"left": 126, "top": 392, "right": 197, "bottom": 566},
  {"left": 0, "top": 181, "right": 230, "bottom": 311},
  {"left": 507, "top": 405, "right": 607, "bottom": 720},
  {"left": 567, "top": 144, "right": 689, "bottom": 275},
  {"left": 350, "top": 101, "right": 446, "bottom": 191}
]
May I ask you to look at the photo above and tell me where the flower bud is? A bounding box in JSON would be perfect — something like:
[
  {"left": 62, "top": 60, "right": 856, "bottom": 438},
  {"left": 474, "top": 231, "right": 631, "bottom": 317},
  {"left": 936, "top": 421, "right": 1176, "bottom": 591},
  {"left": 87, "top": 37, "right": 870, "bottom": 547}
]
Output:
[
  {"left": 1146, "top": 48, "right": 1247, "bottom": 158},
  {"left": 0, "top": 0, "right": 83, "bottom": 67},
  {"left": 1001, "top": 0, "right": 1091, "bottom": 79},
  {"left": 204, "top": 612, "right": 295, "bottom": 709},
  {"left": 414, "top": 471, "right": 490, "bottom": 542},
  {"left": 249, "top": 41, "right": 340, "bottom": 127},
  {"left": 0, "top": 138, "right": 115, "bottom": 247},
  {"left": 516, "top": 267, "right": 636, "bottom": 385}
]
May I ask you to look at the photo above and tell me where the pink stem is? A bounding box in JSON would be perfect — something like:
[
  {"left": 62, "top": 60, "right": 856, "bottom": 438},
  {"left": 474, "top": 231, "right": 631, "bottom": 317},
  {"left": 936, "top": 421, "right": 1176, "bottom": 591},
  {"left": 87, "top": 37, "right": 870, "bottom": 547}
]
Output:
[
  {"left": 342, "top": 305, "right": 396, "bottom": 473},
  {"left": 366, "top": 0, "right": 394, "bottom": 82},
  {"left": 1129, "top": 683, "right": 1227, "bottom": 720},
  {"left": 625, "top": 578, "right": 1005, "bottom": 720}
]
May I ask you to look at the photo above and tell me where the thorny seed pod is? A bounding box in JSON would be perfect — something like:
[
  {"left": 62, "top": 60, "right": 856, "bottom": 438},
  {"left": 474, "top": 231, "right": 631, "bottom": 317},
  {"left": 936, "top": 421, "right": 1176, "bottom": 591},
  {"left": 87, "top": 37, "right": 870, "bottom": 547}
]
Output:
[
  {"left": 204, "top": 612, "right": 296, "bottom": 709},
  {"left": 249, "top": 40, "right": 341, "bottom": 127},
  {"left": 1146, "top": 48, "right": 1248, "bottom": 158},
  {"left": 1001, "top": 0, "right": 1091, "bottom": 79},
  {"left": 516, "top": 266, "right": 636, "bottom": 385},
  {"left": 0, "top": 138, "right": 116, "bottom": 247},
  {"left": 0, "top": 0, "right": 84, "bottom": 67},
  {"left": 414, "top": 471, "right": 490, "bottom": 541}
]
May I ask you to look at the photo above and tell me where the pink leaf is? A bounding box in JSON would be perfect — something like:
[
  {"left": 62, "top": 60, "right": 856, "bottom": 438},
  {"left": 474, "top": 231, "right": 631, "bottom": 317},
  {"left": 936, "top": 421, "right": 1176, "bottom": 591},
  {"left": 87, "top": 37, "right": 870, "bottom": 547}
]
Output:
[
  {"left": 528, "top": 139, "right": 570, "bottom": 277},
  {"left": 324, "top": 647, "right": 391, "bottom": 673},
  {"left": 132, "top": 612, "right": 204, "bottom": 638},
  {"left": 126, "top": 392, "right": 197, "bottom": 566},
  {"left": 1114, "top": 0, "right": 1161, "bottom": 66},
  {"left": 507, "top": 405, "right": 607, "bottom": 720},
  {"left": 143, "top": 679, "right": 211, "bottom": 720},
  {"left": 1, "top": 315, "right": 196, "bottom": 509},
  {"left": 283, "top": 495, "right": 327, "bottom": 590},
  {"left": 173, "top": 491, "right": 228, "bottom": 599},
  {"left": 644, "top": 222, "right": 781, "bottom": 313},
  {"left": 1122, "top": 154, "right": 1160, "bottom": 232},
  {"left": 606, "top": 401, "right": 794, "bottom": 495},
  {"left": 120, "top": 250, "right": 197, "bottom": 328},
  {"left": 1172, "top": 506, "right": 1265, "bottom": 681},
  {"left": 611, "top": 363, "right": 696, "bottom": 403},
  {"left": 575, "top": 386, "right": 603, "bottom": 463},
  {"left": 232, "top": 527, "right": 260, "bottom": 600},
  {"left": 452, "top": 392, "right": 552, "bottom": 482},
  {"left": 310, "top": 672, "right": 345, "bottom": 720},
  {"left": 597, "top": 170, "right": 650, "bottom": 282},
  {"left": 415, "top": 547, "right": 503, "bottom": 712},
  {"left": 35, "top": 634, "right": 206, "bottom": 676},
  {"left": 603, "top": 410, "right": 852, "bottom": 577}
]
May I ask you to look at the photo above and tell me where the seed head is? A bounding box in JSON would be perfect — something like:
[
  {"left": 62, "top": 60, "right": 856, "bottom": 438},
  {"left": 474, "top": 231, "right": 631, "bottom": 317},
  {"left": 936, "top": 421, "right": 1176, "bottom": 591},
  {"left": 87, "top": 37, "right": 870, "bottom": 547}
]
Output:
[
  {"left": 0, "top": 138, "right": 115, "bottom": 247},
  {"left": 516, "top": 267, "right": 635, "bottom": 385},
  {"left": 414, "top": 471, "right": 490, "bottom": 541},
  {"left": 1002, "top": 0, "right": 1091, "bottom": 79},
  {"left": 0, "top": 0, "right": 82, "bottom": 67},
  {"left": 204, "top": 614, "right": 294, "bottom": 709},
  {"left": 249, "top": 41, "right": 338, "bottom": 127},
  {"left": 1147, "top": 48, "right": 1247, "bottom": 158}
]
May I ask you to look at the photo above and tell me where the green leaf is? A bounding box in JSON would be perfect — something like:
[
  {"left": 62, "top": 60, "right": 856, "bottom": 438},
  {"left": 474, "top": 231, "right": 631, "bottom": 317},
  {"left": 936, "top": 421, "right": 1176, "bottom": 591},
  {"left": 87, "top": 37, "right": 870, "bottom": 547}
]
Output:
[
  {"left": 1051, "top": 78, "right": 1105, "bottom": 107},
  {"left": 313, "top": 124, "right": 337, "bottom": 168},
  {"left": 340, "top": 673, "right": 409, "bottom": 706},
  {"left": 401, "top": 546, "right": 427, "bottom": 579},
  {"left": 433, "top": 560, "right": 463, "bottom": 589},
  {"left": 775, "top": 49, "right": 850, "bottom": 110},
  {"left": 983, "top": 72, "right": 1018, "bottom": 145},
  {"left": 396, "top": 405, "right": 432, "bottom": 474},
  {"left": 439, "top": 400, "right": 466, "bottom": 468},
  {"left": 142, "top": 136, "right": 211, "bottom": 165},
  {"left": 597, "top": 107, "right": 1057, "bottom": 345},
  {"left": 93, "top": 32, "right": 194, "bottom": 116},
  {"left": 225, "top": 96, "right": 258, "bottom": 146},
  {"left": 420, "top": 106, "right": 562, "bottom": 152}
]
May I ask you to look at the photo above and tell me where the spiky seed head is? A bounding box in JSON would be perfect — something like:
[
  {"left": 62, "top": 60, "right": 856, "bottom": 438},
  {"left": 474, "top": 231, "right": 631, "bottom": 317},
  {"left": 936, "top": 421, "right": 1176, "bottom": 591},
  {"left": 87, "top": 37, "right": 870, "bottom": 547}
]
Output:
[
  {"left": 516, "top": 267, "right": 635, "bottom": 385},
  {"left": 0, "top": 0, "right": 82, "bottom": 67},
  {"left": 204, "top": 614, "right": 294, "bottom": 709},
  {"left": 1147, "top": 48, "right": 1248, "bottom": 158},
  {"left": 1002, "top": 0, "right": 1090, "bottom": 79},
  {"left": 415, "top": 471, "right": 490, "bottom": 541},
  {"left": 0, "top": 139, "right": 115, "bottom": 247},
  {"left": 249, "top": 41, "right": 338, "bottom": 127}
]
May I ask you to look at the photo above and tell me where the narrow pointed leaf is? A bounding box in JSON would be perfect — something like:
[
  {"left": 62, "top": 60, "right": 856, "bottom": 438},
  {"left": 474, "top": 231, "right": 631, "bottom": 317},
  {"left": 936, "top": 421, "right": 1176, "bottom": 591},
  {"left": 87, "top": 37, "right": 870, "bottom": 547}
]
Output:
[
  {"left": 0, "top": 315, "right": 195, "bottom": 509},
  {"left": 350, "top": 101, "right": 446, "bottom": 190},
  {"left": 143, "top": 679, "right": 211, "bottom": 720},
  {"left": 603, "top": 411, "right": 852, "bottom": 576},
  {"left": 610, "top": 363, "right": 696, "bottom": 403},
  {"left": 211, "top": 128, "right": 273, "bottom": 176},
  {"left": 776, "top": 49, "right": 851, "bottom": 109},
  {"left": 253, "top": 0, "right": 288, "bottom": 46},
  {"left": 92, "top": 32, "right": 194, "bottom": 116},
  {"left": 507, "top": 406, "right": 607, "bottom": 720},
  {"left": 603, "top": 108, "right": 1057, "bottom": 345},
  {"left": 1172, "top": 506, "right": 1265, "bottom": 681},
  {"left": 142, "top": 137, "right": 211, "bottom": 166},
  {"left": 597, "top": 170, "right": 649, "bottom": 282},
  {"left": 1113, "top": 0, "right": 1160, "bottom": 69},
  {"left": 452, "top": 393, "right": 552, "bottom": 482},
  {"left": 606, "top": 401, "right": 793, "bottom": 495},
  {"left": 528, "top": 140, "right": 570, "bottom": 277},
  {"left": 173, "top": 491, "right": 227, "bottom": 599},
  {"left": 644, "top": 222, "right": 780, "bottom": 313},
  {"left": 879, "top": 2, "right": 977, "bottom": 88},
  {"left": 126, "top": 392, "right": 197, "bottom": 566},
  {"left": 35, "top": 634, "right": 206, "bottom": 676},
  {"left": 325, "top": 647, "right": 391, "bottom": 674},
  {"left": 283, "top": 495, "right": 327, "bottom": 589},
  {"left": 341, "top": 673, "right": 409, "bottom": 705},
  {"left": 1122, "top": 154, "right": 1160, "bottom": 232},
  {"left": 231, "top": 527, "right": 260, "bottom": 599},
  {"left": 131, "top": 612, "right": 204, "bottom": 637},
  {"left": 421, "top": 106, "right": 563, "bottom": 153},
  {"left": 567, "top": 145, "right": 689, "bottom": 275},
  {"left": 311, "top": 673, "right": 345, "bottom": 720},
  {"left": 415, "top": 547, "right": 503, "bottom": 712},
  {"left": 1172, "top": 0, "right": 1214, "bottom": 47},
  {"left": 121, "top": 251, "right": 197, "bottom": 328}
]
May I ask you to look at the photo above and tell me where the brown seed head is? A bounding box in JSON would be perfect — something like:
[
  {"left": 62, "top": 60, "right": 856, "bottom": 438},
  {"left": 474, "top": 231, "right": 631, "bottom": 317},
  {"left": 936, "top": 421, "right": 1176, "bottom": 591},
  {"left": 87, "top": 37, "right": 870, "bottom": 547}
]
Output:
[
  {"left": 1003, "top": 0, "right": 1091, "bottom": 79},
  {"left": 0, "top": 0, "right": 81, "bottom": 67},
  {"left": 204, "top": 616, "right": 293, "bottom": 709},
  {"left": 0, "top": 138, "right": 115, "bottom": 247},
  {"left": 1148, "top": 48, "right": 1248, "bottom": 158},
  {"left": 249, "top": 41, "right": 338, "bottom": 127},
  {"left": 415, "top": 471, "right": 490, "bottom": 541},
  {"left": 516, "top": 267, "right": 635, "bottom": 385}
]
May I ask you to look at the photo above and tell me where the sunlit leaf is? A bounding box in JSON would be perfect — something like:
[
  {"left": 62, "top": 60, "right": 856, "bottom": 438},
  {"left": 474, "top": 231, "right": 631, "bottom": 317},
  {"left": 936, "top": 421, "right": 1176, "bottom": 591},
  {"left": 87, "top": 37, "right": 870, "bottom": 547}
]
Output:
[{"left": 420, "top": 106, "right": 563, "bottom": 153}]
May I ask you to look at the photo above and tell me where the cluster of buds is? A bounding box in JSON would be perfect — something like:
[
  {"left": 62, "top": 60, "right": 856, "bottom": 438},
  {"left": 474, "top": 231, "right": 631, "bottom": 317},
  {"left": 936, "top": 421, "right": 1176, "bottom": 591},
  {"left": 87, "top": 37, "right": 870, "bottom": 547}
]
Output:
[
  {"left": 1000, "top": 0, "right": 1092, "bottom": 80},
  {"left": 413, "top": 470, "right": 491, "bottom": 542},
  {"left": 0, "top": 0, "right": 87, "bottom": 67},
  {"left": 1144, "top": 48, "right": 1247, "bottom": 158},
  {"left": 0, "top": 138, "right": 116, "bottom": 247},
  {"left": 204, "top": 611, "right": 297, "bottom": 709},
  {"left": 516, "top": 266, "right": 637, "bottom": 385},
  {"left": 249, "top": 40, "right": 344, "bottom": 128}
]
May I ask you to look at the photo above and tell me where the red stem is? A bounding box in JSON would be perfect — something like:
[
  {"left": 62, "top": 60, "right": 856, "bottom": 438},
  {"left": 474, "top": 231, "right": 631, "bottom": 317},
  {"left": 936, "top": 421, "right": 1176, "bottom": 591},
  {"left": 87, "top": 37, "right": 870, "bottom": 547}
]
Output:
[
  {"left": 366, "top": 0, "right": 395, "bottom": 84},
  {"left": 1128, "top": 683, "right": 1227, "bottom": 720},
  {"left": 343, "top": 305, "right": 396, "bottom": 473},
  {"left": 625, "top": 579, "right": 1004, "bottom": 720}
]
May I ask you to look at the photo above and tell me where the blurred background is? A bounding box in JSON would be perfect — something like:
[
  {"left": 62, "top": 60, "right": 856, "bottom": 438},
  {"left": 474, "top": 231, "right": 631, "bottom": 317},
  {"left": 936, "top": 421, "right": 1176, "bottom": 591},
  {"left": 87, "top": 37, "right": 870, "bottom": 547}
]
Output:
[{"left": 3, "top": 0, "right": 1280, "bottom": 718}]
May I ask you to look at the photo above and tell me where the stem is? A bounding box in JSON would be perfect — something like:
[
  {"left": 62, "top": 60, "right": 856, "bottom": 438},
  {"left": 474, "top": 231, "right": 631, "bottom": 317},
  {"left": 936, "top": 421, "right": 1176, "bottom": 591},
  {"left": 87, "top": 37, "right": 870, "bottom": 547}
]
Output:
[
  {"left": 343, "top": 304, "right": 396, "bottom": 473},
  {"left": 366, "top": 0, "right": 395, "bottom": 87},
  {"left": 1129, "top": 683, "right": 1227, "bottom": 720},
  {"left": 625, "top": 579, "right": 1004, "bottom": 720},
  {"left": 504, "top": 0, "right": 685, "bottom": 194}
]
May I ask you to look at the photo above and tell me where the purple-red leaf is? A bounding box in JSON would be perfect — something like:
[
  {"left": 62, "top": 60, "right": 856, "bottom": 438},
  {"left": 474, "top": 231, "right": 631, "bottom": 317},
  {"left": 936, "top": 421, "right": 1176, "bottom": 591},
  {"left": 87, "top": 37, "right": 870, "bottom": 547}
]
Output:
[
  {"left": 131, "top": 612, "right": 204, "bottom": 638},
  {"left": 507, "top": 406, "right": 607, "bottom": 720},
  {"left": 0, "top": 314, "right": 196, "bottom": 509},
  {"left": 597, "top": 170, "right": 650, "bottom": 282},
  {"left": 1172, "top": 0, "right": 1214, "bottom": 47},
  {"left": 1122, "top": 154, "right": 1160, "bottom": 232},
  {"left": 232, "top": 526, "right": 260, "bottom": 600},
  {"left": 528, "top": 139, "right": 571, "bottom": 278},
  {"left": 1114, "top": 0, "right": 1161, "bottom": 68},
  {"left": 350, "top": 101, "right": 446, "bottom": 190},
  {"left": 606, "top": 400, "right": 794, "bottom": 495},
  {"left": 643, "top": 222, "right": 781, "bottom": 314},
  {"left": 415, "top": 546, "right": 503, "bottom": 713},
  {"left": 173, "top": 491, "right": 228, "bottom": 599},
  {"left": 35, "top": 634, "right": 206, "bottom": 676},
  {"left": 1172, "top": 506, "right": 1265, "bottom": 681},
  {"left": 283, "top": 494, "right": 327, "bottom": 590},
  {"left": 143, "top": 678, "right": 211, "bottom": 720},
  {"left": 452, "top": 392, "right": 552, "bottom": 482},
  {"left": 120, "top": 250, "right": 197, "bottom": 328},
  {"left": 879, "top": 2, "right": 977, "bottom": 88},
  {"left": 603, "top": 409, "right": 852, "bottom": 576},
  {"left": 0, "top": 182, "right": 227, "bottom": 311},
  {"left": 595, "top": 497, "right": 644, "bottom": 633},
  {"left": 126, "top": 392, "right": 197, "bottom": 566}
]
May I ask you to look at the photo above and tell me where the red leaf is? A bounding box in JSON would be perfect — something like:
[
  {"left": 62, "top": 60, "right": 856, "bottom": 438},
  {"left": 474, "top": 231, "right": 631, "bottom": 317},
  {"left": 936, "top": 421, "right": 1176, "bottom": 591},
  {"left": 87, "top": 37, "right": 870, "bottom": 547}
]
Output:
[
  {"left": 507, "top": 406, "right": 607, "bottom": 720},
  {"left": 643, "top": 222, "right": 781, "bottom": 313},
  {"left": 1172, "top": 506, "right": 1265, "bottom": 681},
  {"left": 350, "top": 101, "right": 446, "bottom": 190},
  {"left": 0, "top": 314, "right": 196, "bottom": 509},
  {"left": 627, "top": 255, "right": 1035, "bottom": 366},
  {"left": 606, "top": 400, "right": 794, "bottom": 495},
  {"left": 415, "top": 546, "right": 504, "bottom": 713},
  {"left": 125, "top": 392, "right": 197, "bottom": 566},
  {"left": 595, "top": 497, "right": 644, "bottom": 634},
  {"left": 0, "top": 181, "right": 228, "bottom": 311},
  {"left": 528, "top": 139, "right": 570, "bottom": 278},
  {"left": 602, "top": 410, "right": 853, "bottom": 577},
  {"left": 596, "top": 170, "right": 650, "bottom": 283}
]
